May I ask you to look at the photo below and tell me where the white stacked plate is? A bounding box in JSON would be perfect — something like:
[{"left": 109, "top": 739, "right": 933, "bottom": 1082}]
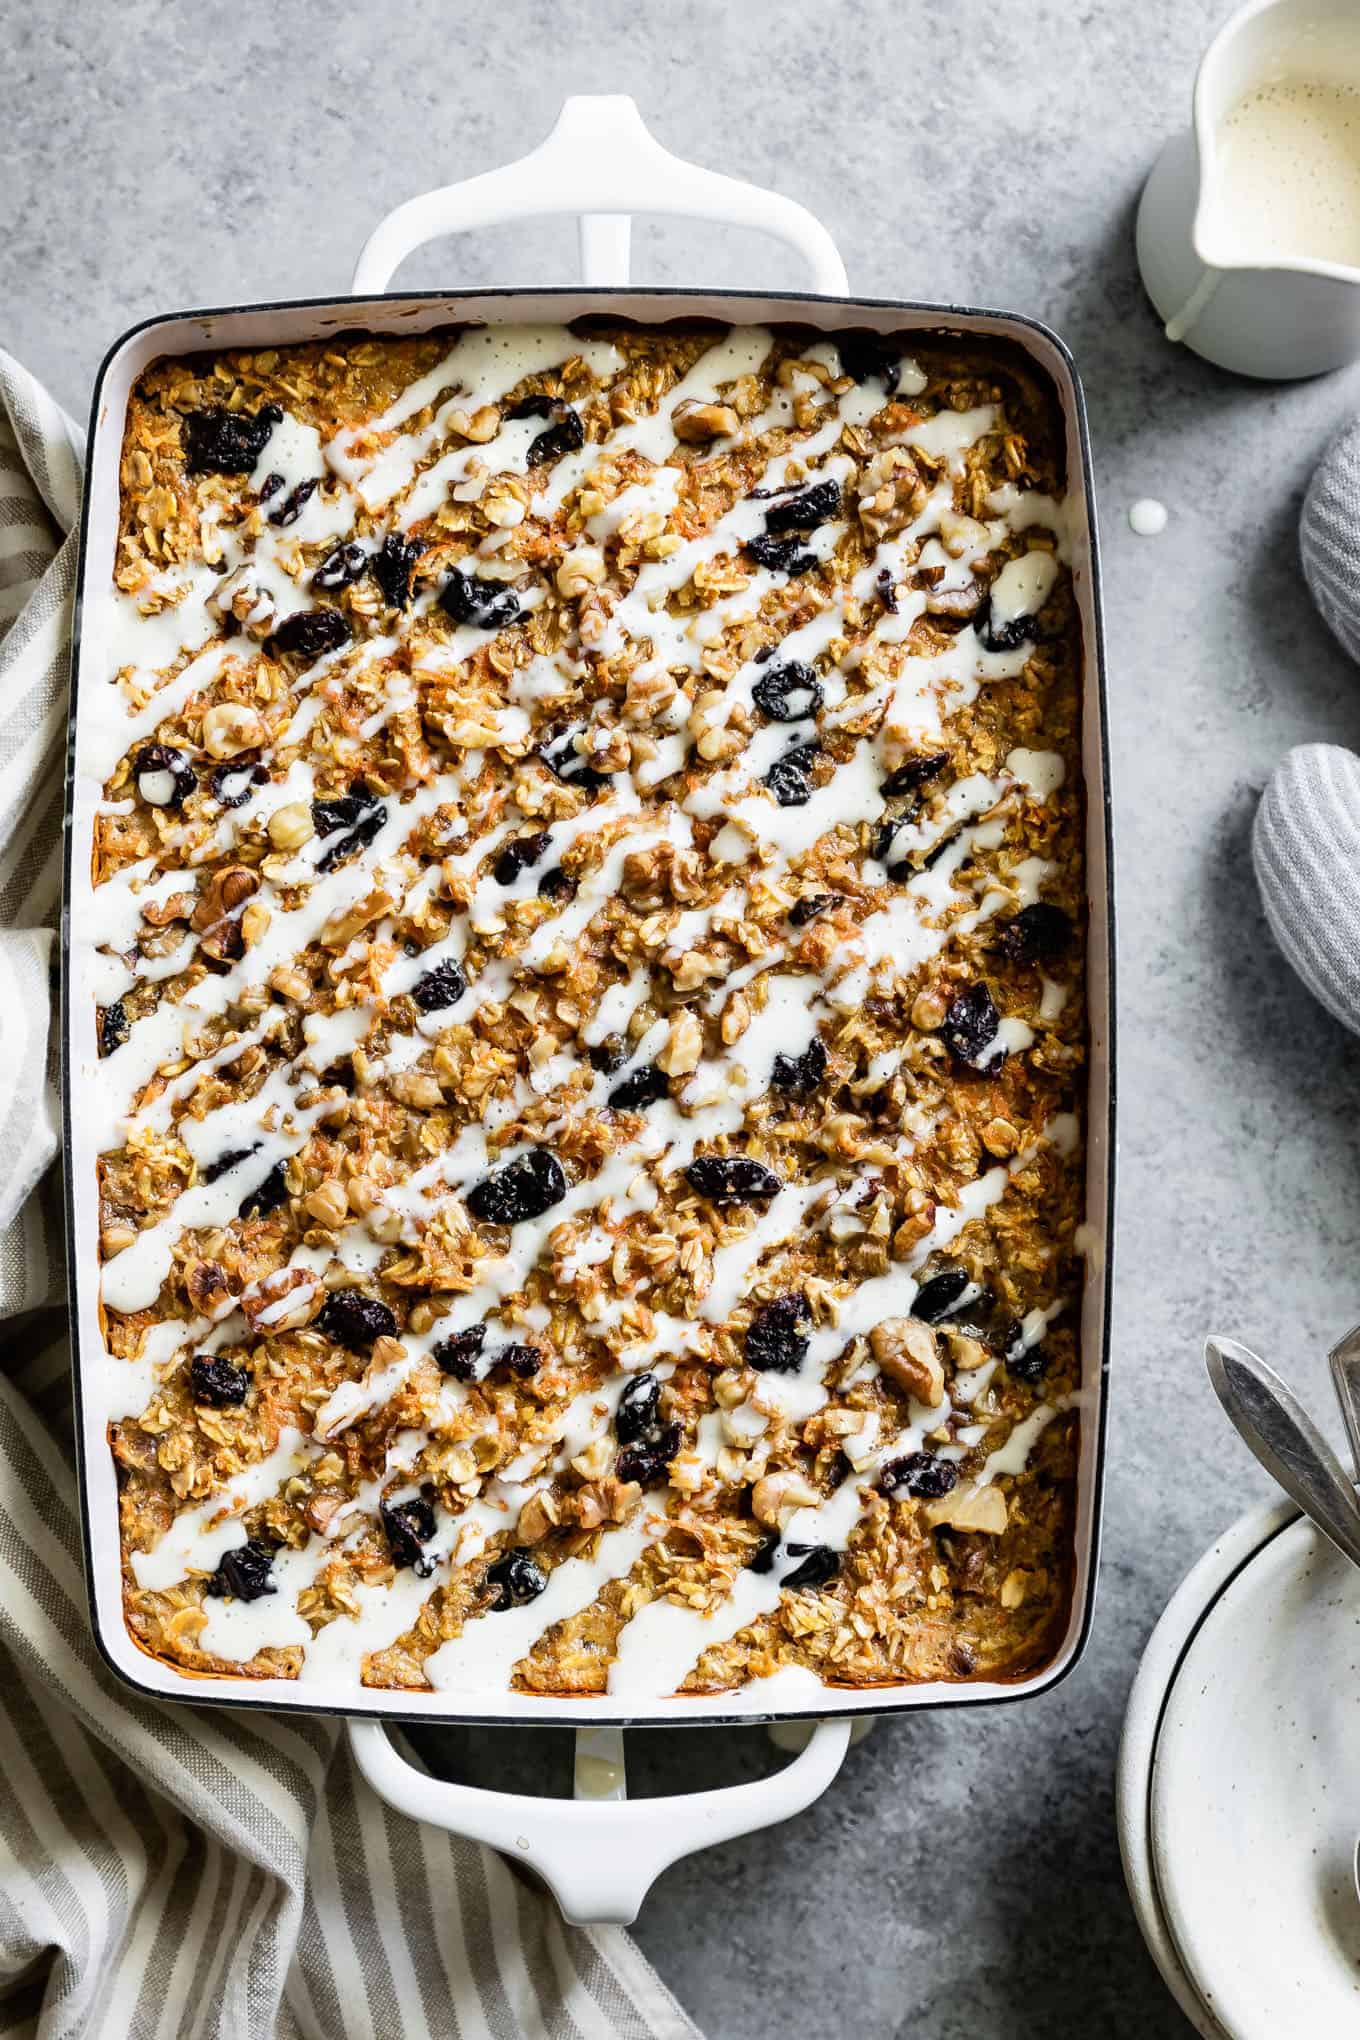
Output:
[{"left": 1118, "top": 1501, "right": 1360, "bottom": 2036}]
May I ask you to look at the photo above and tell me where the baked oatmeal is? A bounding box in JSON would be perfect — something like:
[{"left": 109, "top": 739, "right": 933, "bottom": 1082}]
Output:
[{"left": 84, "top": 317, "right": 1087, "bottom": 1702}]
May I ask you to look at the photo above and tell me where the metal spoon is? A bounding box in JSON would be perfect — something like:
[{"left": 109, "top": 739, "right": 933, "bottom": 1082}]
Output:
[
  {"left": 1208, "top": 1336, "right": 1360, "bottom": 1924},
  {"left": 1207, "top": 1335, "right": 1360, "bottom": 1924},
  {"left": 1204, "top": 1335, "right": 1360, "bottom": 1571},
  {"left": 1323, "top": 1326, "right": 1360, "bottom": 1921},
  {"left": 1328, "top": 1323, "right": 1360, "bottom": 1480}
]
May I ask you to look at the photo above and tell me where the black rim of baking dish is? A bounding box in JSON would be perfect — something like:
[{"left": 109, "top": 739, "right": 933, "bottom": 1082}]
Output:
[{"left": 62, "top": 285, "right": 1117, "bottom": 1730}]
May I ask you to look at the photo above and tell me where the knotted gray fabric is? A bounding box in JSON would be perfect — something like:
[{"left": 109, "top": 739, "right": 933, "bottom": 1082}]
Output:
[
  {"left": 1252, "top": 742, "right": 1360, "bottom": 1037},
  {"left": 1264, "top": 422, "right": 1360, "bottom": 1036},
  {"left": 1301, "top": 415, "right": 1360, "bottom": 665}
]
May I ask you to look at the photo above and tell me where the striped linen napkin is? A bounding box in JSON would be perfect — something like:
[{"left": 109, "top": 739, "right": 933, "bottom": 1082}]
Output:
[{"left": 0, "top": 351, "right": 698, "bottom": 2040}]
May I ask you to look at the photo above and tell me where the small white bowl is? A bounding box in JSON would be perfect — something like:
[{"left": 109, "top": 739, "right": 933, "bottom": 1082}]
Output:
[{"left": 1119, "top": 1498, "right": 1360, "bottom": 2038}]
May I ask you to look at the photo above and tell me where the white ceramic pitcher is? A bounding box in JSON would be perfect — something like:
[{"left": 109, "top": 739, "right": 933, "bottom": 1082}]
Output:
[{"left": 1137, "top": 0, "right": 1360, "bottom": 378}]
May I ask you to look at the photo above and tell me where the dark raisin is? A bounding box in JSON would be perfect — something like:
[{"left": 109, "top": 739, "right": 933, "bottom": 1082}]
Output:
[
  {"left": 753, "top": 644, "right": 777, "bottom": 663},
  {"left": 209, "top": 761, "right": 268, "bottom": 808},
  {"left": 206, "top": 1538, "right": 275, "bottom": 1601},
  {"left": 882, "top": 752, "right": 949, "bottom": 799},
  {"left": 608, "top": 1063, "right": 669, "bottom": 1111},
  {"left": 98, "top": 1000, "right": 130, "bottom": 1058},
  {"left": 440, "top": 569, "right": 523, "bottom": 630},
  {"left": 872, "top": 817, "right": 905, "bottom": 863},
  {"left": 764, "top": 747, "right": 817, "bottom": 807},
  {"left": 317, "top": 1289, "right": 398, "bottom": 1351},
  {"left": 684, "top": 1156, "right": 781, "bottom": 1204},
  {"left": 433, "top": 1325, "right": 487, "bottom": 1380},
  {"left": 950, "top": 1293, "right": 999, "bottom": 1345},
  {"left": 314, "top": 541, "right": 368, "bottom": 591},
  {"left": 312, "top": 784, "right": 377, "bottom": 836},
  {"left": 493, "top": 832, "right": 550, "bottom": 886},
  {"left": 880, "top": 1451, "right": 959, "bottom": 1500},
  {"left": 877, "top": 567, "right": 900, "bottom": 612},
  {"left": 748, "top": 1531, "right": 782, "bottom": 1574},
  {"left": 526, "top": 407, "right": 585, "bottom": 467},
  {"left": 751, "top": 661, "right": 824, "bottom": 722},
  {"left": 616, "top": 1372, "right": 662, "bottom": 1445},
  {"left": 998, "top": 902, "right": 1072, "bottom": 966},
  {"left": 505, "top": 392, "right": 557, "bottom": 420},
  {"left": 1003, "top": 1321, "right": 1051, "bottom": 1383},
  {"left": 268, "top": 477, "right": 319, "bottom": 526},
  {"left": 588, "top": 1037, "right": 628, "bottom": 1075},
  {"left": 616, "top": 1423, "right": 681, "bottom": 1487},
  {"left": 316, "top": 805, "right": 387, "bottom": 873},
  {"left": 835, "top": 332, "right": 900, "bottom": 390},
  {"left": 208, "top": 921, "right": 246, "bottom": 966},
  {"left": 411, "top": 957, "right": 467, "bottom": 1013},
  {"left": 381, "top": 1496, "right": 437, "bottom": 1575},
  {"left": 782, "top": 1543, "right": 839, "bottom": 1591},
  {"left": 763, "top": 479, "right": 842, "bottom": 534},
  {"left": 133, "top": 743, "right": 195, "bottom": 809},
  {"left": 939, "top": 981, "right": 1006, "bottom": 1073},
  {"left": 183, "top": 404, "right": 281, "bottom": 475},
  {"left": 538, "top": 865, "right": 576, "bottom": 901},
  {"left": 977, "top": 594, "right": 1039, "bottom": 654},
  {"left": 270, "top": 608, "right": 352, "bottom": 661},
  {"left": 539, "top": 726, "right": 607, "bottom": 790},
  {"left": 202, "top": 1144, "right": 260, "bottom": 1184},
  {"left": 911, "top": 1265, "right": 973, "bottom": 1323},
  {"left": 238, "top": 1160, "right": 289, "bottom": 1219},
  {"left": 917, "top": 822, "right": 965, "bottom": 874},
  {"left": 744, "top": 532, "right": 817, "bottom": 575},
  {"left": 745, "top": 1293, "right": 812, "bottom": 1373},
  {"left": 370, "top": 533, "right": 423, "bottom": 609},
  {"left": 771, "top": 1036, "right": 827, "bottom": 1096},
  {"left": 258, "top": 471, "right": 284, "bottom": 505},
  {"left": 189, "top": 1353, "right": 250, "bottom": 1407},
  {"left": 486, "top": 1548, "right": 548, "bottom": 1609},
  {"left": 466, "top": 1149, "right": 567, "bottom": 1225},
  {"left": 789, "top": 893, "right": 834, "bottom": 926},
  {"left": 494, "top": 1344, "right": 543, "bottom": 1380}
]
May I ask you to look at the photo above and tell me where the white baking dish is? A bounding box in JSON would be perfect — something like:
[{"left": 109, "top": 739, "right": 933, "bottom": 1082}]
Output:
[{"left": 62, "top": 98, "right": 1115, "bottom": 1921}]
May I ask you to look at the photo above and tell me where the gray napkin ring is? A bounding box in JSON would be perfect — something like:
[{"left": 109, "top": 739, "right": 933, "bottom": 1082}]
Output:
[
  {"left": 1253, "top": 742, "right": 1360, "bottom": 1036},
  {"left": 1301, "top": 416, "right": 1360, "bottom": 666}
]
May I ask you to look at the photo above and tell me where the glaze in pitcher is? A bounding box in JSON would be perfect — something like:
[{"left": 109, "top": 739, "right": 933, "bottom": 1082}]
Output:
[{"left": 1138, "top": 0, "right": 1360, "bottom": 378}]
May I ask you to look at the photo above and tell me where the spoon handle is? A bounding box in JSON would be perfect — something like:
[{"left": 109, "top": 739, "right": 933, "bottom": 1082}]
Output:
[
  {"left": 1205, "top": 1335, "right": 1360, "bottom": 1572},
  {"left": 1328, "top": 1323, "right": 1360, "bottom": 1483}
]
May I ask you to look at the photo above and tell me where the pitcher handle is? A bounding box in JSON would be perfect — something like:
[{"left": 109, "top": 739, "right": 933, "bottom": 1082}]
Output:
[{"left": 351, "top": 95, "right": 848, "bottom": 295}]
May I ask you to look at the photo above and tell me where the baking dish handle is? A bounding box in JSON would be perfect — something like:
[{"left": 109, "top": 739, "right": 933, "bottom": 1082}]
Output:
[
  {"left": 348, "top": 1713, "right": 852, "bottom": 1925},
  {"left": 351, "top": 94, "right": 848, "bottom": 296}
]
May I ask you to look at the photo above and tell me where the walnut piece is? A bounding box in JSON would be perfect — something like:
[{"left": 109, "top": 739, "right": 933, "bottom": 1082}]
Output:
[
  {"left": 671, "top": 399, "right": 739, "bottom": 442},
  {"left": 870, "top": 1318, "right": 945, "bottom": 1405},
  {"left": 191, "top": 865, "right": 261, "bottom": 961},
  {"left": 658, "top": 1008, "right": 703, "bottom": 1076},
  {"left": 201, "top": 703, "right": 266, "bottom": 758},
  {"left": 751, "top": 1470, "right": 820, "bottom": 1526},
  {"left": 925, "top": 1483, "right": 1009, "bottom": 1534}
]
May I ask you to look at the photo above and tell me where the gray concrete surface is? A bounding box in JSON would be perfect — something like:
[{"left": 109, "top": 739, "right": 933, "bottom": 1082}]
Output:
[{"left": 11, "top": 0, "right": 1360, "bottom": 2030}]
